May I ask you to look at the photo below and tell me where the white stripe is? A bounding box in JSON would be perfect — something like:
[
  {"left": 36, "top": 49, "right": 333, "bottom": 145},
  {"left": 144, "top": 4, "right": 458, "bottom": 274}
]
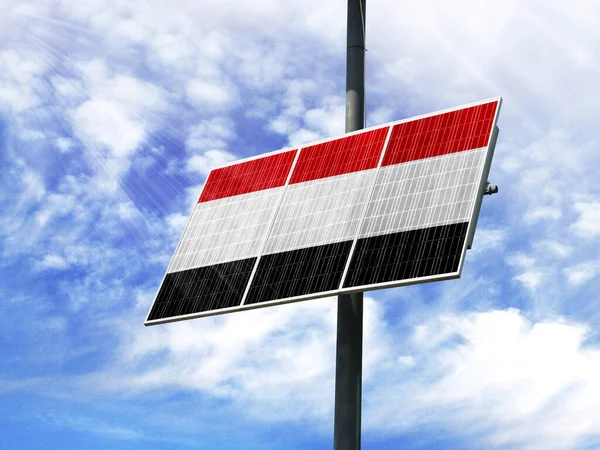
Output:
[
  {"left": 359, "top": 148, "right": 487, "bottom": 238},
  {"left": 263, "top": 169, "right": 377, "bottom": 254},
  {"left": 167, "top": 187, "right": 285, "bottom": 273}
]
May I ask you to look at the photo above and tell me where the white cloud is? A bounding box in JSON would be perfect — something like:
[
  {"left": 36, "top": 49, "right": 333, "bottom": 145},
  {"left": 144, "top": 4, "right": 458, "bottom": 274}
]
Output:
[
  {"left": 37, "top": 254, "right": 70, "bottom": 270},
  {"left": 506, "top": 254, "right": 545, "bottom": 291},
  {"left": 186, "top": 150, "right": 235, "bottom": 176},
  {"left": 0, "top": 49, "right": 46, "bottom": 112},
  {"left": 572, "top": 202, "right": 600, "bottom": 238},
  {"left": 112, "top": 18, "right": 152, "bottom": 43},
  {"left": 506, "top": 253, "right": 536, "bottom": 268},
  {"left": 233, "top": 42, "right": 287, "bottom": 90},
  {"left": 51, "top": 75, "right": 85, "bottom": 102},
  {"left": 65, "top": 298, "right": 371, "bottom": 428},
  {"left": 115, "top": 202, "right": 140, "bottom": 221},
  {"left": 55, "top": 137, "right": 74, "bottom": 152},
  {"left": 302, "top": 97, "right": 345, "bottom": 137},
  {"left": 268, "top": 84, "right": 345, "bottom": 146},
  {"left": 564, "top": 261, "right": 599, "bottom": 286},
  {"left": 514, "top": 270, "right": 545, "bottom": 291},
  {"left": 75, "top": 58, "right": 110, "bottom": 85},
  {"left": 396, "top": 355, "right": 416, "bottom": 367},
  {"left": 148, "top": 30, "right": 224, "bottom": 80},
  {"left": 184, "top": 184, "right": 205, "bottom": 212},
  {"left": 165, "top": 213, "right": 188, "bottom": 234},
  {"left": 34, "top": 192, "right": 76, "bottom": 229},
  {"left": 366, "top": 309, "right": 600, "bottom": 449},
  {"left": 151, "top": 33, "right": 195, "bottom": 66},
  {"left": 268, "top": 116, "right": 298, "bottom": 136},
  {"left": 533, "top": 240, "right": 574, "bottom": 259},
  {"left": 471, "top": 227, "right": 507, "bottom": 254},
  {"left": 267, "top": 79, "right": 321, "bottom": 134},
  {"left": 524, "top": 206, "right": 562, "bottom": 224},
  {"left": 186, "top": 78, "right": 238, "bottom": 111},
  {"left": 8, "top": 161, "right": 45, "bottom": 211},
  {"left": 72, "top": 97, "right": 145, "bottom": 158},
  {"left": 19, "top": 129, "right": 45, "bottom": 141},
  {"left": 73, "top": 305, "right": 600, "bottom": 449},
  {"left": 102, "top": 298, "right": 339, "bottom": 425},
  {"left": 63, "top": 65, "right": 170, "bottom": 190},
  {"left": 186, "top": 117, "right": 235, "bottom": 152},
  {"left": 105, "top": 75, "right": 167, "bottom": 114},
  {"left": 288, "top": 128, "right": 322, "bottom": 147},
  {"left": 367, "top": 107, "right": 394, "bottom": 127}
]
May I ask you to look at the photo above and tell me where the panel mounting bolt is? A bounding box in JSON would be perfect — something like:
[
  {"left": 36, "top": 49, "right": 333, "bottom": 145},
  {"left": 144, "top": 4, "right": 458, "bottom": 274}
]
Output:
[{"left": 484, "top": 182, "right": 498, "bottom": 196}]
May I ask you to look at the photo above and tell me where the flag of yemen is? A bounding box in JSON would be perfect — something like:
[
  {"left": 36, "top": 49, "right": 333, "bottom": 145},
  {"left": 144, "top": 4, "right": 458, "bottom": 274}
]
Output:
[{"left": 146, "top": 98, "right": 501, "bottom": 324}]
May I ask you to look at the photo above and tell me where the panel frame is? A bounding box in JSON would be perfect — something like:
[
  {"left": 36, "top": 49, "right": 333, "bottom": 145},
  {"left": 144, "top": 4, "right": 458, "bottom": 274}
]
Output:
[{"left": 145, "top": 97, "right": 502, "bottom": 326}]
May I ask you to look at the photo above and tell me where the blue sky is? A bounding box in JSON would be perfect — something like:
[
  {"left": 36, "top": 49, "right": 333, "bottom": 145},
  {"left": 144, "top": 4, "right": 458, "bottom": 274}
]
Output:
[{"left": 1, "top": 0, "right": 600, "bottom": 448}]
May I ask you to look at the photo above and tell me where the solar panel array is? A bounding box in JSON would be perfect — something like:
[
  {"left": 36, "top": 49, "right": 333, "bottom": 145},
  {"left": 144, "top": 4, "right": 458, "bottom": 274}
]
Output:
[{"left": 145, "top": 98, "right": 502, "bottom": 325}]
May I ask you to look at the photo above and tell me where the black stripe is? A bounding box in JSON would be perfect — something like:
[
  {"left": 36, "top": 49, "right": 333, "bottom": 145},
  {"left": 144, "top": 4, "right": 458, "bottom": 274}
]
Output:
[
  {"left": 147, "top": 257, "right": 256, "bottom": 321},
  {"left": 244, "top": 240, "right": 353, "bottom": 304},
  {"left": 343, "top": 222, "right": 469, "bottom": 288}
]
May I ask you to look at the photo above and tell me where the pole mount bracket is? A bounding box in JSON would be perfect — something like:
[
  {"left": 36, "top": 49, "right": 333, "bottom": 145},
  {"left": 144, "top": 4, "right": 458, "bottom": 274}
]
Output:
[{"left": 484, "top": 181, "right": 498, "bottom": 196}]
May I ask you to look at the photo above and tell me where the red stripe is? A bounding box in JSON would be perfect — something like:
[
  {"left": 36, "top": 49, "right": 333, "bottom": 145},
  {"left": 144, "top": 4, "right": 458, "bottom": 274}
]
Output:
[
  {"left": 199, "top": 150, "right": 297, "bottom": 202},
  {"left": 290, "top": 127, "right": 389, "bottom": 184},
  {"left": 199, "top": 101, "right": 498, "bottom": 201},
  {"left": 382, "top": 101, "right": 499, "bottom": 167}
]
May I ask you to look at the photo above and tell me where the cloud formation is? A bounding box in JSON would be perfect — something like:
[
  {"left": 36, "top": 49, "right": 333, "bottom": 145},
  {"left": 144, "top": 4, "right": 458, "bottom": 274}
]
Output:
[{"left": 1, "top": 0, "right": 600, "bottom": 449}]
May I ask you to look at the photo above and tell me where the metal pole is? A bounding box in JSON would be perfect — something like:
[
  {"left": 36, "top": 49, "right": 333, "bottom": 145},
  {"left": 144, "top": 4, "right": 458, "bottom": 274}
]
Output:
[
  {"left": 334, "top": 1, "right": 366, "bottom": 449},
  {"left": 334, "top": 292, "right": 363, "bottom": 450},
  {"left": 344, "top": 0, "right": 366, "bottom": 132}
]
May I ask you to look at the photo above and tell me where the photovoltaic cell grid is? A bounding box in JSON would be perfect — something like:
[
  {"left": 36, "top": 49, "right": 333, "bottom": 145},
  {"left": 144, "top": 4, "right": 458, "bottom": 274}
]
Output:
[
  {"left": 245, "top": 127, "right": 389, "bottom": 304},
  {"left": 146, "top": 98, "right": 501, "bottom": 325}
]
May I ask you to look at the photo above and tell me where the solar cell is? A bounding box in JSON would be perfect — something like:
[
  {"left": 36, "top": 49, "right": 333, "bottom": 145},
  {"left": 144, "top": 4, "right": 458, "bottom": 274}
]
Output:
[
  {"left": 147, "top": 150, "right": 297, "bottom": 320},
  {"left": 244, "top": 128, "right": 390, "bottom": 304},
  {"left": 146, "top": 98, "right": 501, "bottom": 325}
]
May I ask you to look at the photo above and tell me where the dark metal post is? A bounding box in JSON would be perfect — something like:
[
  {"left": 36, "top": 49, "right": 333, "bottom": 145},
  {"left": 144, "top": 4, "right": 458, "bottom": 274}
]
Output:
[
  {"left": 334, "top": 1, "right": 366, "bottom": 449},
  {"left": 344, "top": 0, "right": 366, "bottom": 132},
  {"left": 334, "top": 292, "right": 363, "bottom": 450}
]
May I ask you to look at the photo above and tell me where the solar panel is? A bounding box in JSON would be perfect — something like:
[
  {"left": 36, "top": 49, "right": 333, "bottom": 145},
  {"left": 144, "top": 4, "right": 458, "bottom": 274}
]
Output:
[{"left": 145, "top": 98, "right": 502, "bottom": 325}]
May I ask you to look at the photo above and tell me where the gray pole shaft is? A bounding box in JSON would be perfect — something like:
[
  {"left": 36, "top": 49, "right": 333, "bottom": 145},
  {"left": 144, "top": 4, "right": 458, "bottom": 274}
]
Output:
[
  {"left": 345, "top": 0, "right": 366, "bottom": 133},
  {"left": 334, "top": 1, "right": 365, "bottom": 450},
  {"left": 334, "top": 292, "right": 363, "bottom": 450}
]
